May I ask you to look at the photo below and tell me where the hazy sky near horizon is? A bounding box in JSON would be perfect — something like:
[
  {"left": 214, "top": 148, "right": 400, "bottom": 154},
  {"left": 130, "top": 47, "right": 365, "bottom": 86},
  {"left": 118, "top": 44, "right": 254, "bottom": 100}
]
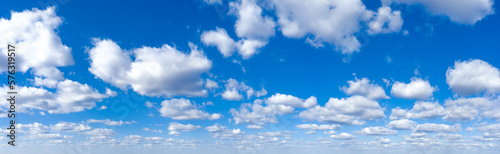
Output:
[{"left": 1, "top": 0, "right": 500, "bottom": 153}]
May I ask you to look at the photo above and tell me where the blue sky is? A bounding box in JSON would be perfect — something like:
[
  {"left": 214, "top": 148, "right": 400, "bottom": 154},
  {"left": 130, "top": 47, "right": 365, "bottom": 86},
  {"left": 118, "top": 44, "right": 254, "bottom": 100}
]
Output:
[{"left": 1, "top": 0, "right": 500, "bottom": 153}]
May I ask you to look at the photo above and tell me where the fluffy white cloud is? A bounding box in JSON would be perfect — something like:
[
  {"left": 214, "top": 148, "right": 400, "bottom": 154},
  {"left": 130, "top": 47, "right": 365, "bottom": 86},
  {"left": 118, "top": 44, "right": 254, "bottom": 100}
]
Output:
[
  {"left": 0, "top": 7, "right": 73, "bottom": 87},
  {"left": 391, "top": 77, "right": 436, "bottom": 100},
  {"left": 86, "top": 119, "right": 136, "bottom": 126},
  {"left": 158, "top": 98, "right": 222, "bottom": 120},
  {"left": 221, "top": 78, "right": 267, "bottom": 101},
  {"left": 266, "top": 93, "right": 317, "bottom": 108},
  {"left": 390, "top": 101, "right": 444, "bottom": 120},
  {"left": 203, "top": 0, "right": 275, "bottom": 59},
  {"left": 230, "top": 99, "right": 293, "bottom": 125},
  {"left": 205, "top": 123, "right": 245, "bottom": 139},
  {"left": 205, "top": 79, "right": 219, "bottom": 90},
  {"left": 357, "top": 126, "right": 397, "bottom": 135},
  {"left": 201, "top": 27, "right": 237, "bottom": 57},
  {"left": 299, "top": 96, "right": 386, "bottom": 125},
  {"left": 272, "top": 0, "right": 372, "bottom": 55},
  {"left": 387, "top": 119, "right": 417, "bottom": 130},
  {"left": 295, "top": 124, "right": 342, "bottom": 131},
  {"left": 367, "top": 6, "right": 403, "bottom": 35},
  {"left": 88, "top": 39, "right": 211, "bottom": 97},
  {"left": 446, "top": 59, "right": 500, "bottom": 96},
  {"left": 246, "top": 125, "right": 264, "bottom": 129},
  {"left": 231, "top": 0, "right": 275, "bottom": 40},
  {"left": 330, "top": 132, "right": 356, "bottom": 140},
  {"left": 414, "top": 123, "right": 461, "bottom": 133},
  {"left": 167, "top": 122, "right": 201, "bottom": 135},
  {"left": 383, "top": 0, "right": 494, "bottom": 24},
  {"left": 51, "top": 122, "right": 92, "bottom": 132},
  {"left": 341, "top": 77, "right": 389, "bottom": 99},
  {"left": 0, "top": 80, "right": 112, "bottom": 114}
]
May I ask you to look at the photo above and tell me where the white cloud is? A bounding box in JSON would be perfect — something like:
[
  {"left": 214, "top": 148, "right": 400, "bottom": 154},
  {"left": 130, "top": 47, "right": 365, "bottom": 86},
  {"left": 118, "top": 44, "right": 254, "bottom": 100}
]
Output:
[
  {"left": 390, "top": 101, "right": 444, "bottom": 120},
  {"left": 299, "top": 96, "right": 386, "bottom": 125},
  {"left": 367, "top": 6, "right": 403, "bottom": 35},
  {"left": 203, "top": 0, "right": 275, "bottom": 59},
  {"left": 357, "top": 126, "right": 397, "bottom": 135},
  {"left": 205, "top": 123, "right": 245, "bottom": 139},
  {"left": 330, "top": 132, "right": 356, "bottom": 140},
  {"left": 145, "top": 101, "right": 155, "bottom": 108},
  {"left": 272, "top": 0, "right": 373, "bottom": 55},
  {"left": 230, "top": 99, "right": 293, "bottom": 125},
  {"left": 86, "top": 119, "right": 136, "bottom": 126},
  {"left": 88, "top": 39, "right": 211, "bottom": 97},
  {"left": 51, "top": 122, "right": 92, "bottom": 132},
  {"left": 341, "top": 77, "right": 389, "bottom": 99},
  {"left": 168, "top": 122, "right": 201, "bottom": 135},
  {"left": 391, "top": 77, "right": 435, "bottom": 100},
  {"left": 142, "top": 128, "right": 162, "bottom": 133},
  {"left": 0, "top": 80, "right": 112, "bottom": 114},
  {"left": 97, "top": 105, "right": 107, "bottom": 110},
  {"left": 201, "top": 27, "right": 237, "bottom": 57},
  {"left": 384, "top": 0, "right": 494, "bottom": 24},
  {"left": 446, "top": 59, "right": 500, "bottom": 96},
  {"left": 0, "top": 7, "right": 74, "bottom": 87},
  {"left": 205, "top": 79, "right": 219, "bottom": 90},
  {"left": 203, "top": 0, "right": 222, "bottom": 5},
  {"left": 414, "top": 123, "right": 461, "bottom": 133},
  {"left": 230, "top": 0, "right": 275, "bottom": 40},
  {"left": 296, "top": 124, "right": 341, "bottom": 131},
  {"left": 266, "top": 93, "right": 317, "bottom": 108},
  {"left": 387, "top": 119, "right": 417, "bottom": 130},
  {"left": 84, "top": 128, "right": 115, "bottom": 136},
  {"left": 221, "top": 78, "right": 266, "bottom": 101},
  {"left": 158, "top": 98, "right": 222, "bottom": 120},
  {"left": 246, "top": 125, "right": 264, "bottom": 129}
]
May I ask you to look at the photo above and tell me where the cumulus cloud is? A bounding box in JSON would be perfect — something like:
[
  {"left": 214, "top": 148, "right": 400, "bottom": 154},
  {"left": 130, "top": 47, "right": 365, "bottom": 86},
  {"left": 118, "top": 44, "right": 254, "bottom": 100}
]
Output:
[
  {"left": 0, "top": 80, "right": 113, "bottom": 114},
  {"left": 168, "top": 122, "right": 202, "bottom": 135},
  {"left": 446, "top": 59, "right": 500, "bottom": 96},
  {"left": 367, "top": 6, "right": 403, "bottom": 35},
  {"left": 230, "top": 99, "right": 294, "bottom": 125},
  {"left": 51, "top": 122, "right": 92, "bottom": 132},
  {"left": 0, "top": 7, "right": 73, "bottom": 87},
  {"left": 295, "top": 124, "right": 342, "bottom": 131},
  {"left": 221, "top": 78, "right": 267, "bottom": 101},
  {"left": 272, "top": 0, "right": 372, "bottom": 55},
  {"left": 390, "top": 77, "right": 436, "bottom": 100},
  {"left": 205, "top": 123, "right": 245, "bottom": 139},
  {"left": 390, "top": 101, "right": 444, "bottom": 120},
  {"left": 330, "top": 132, "right": 356, "bottom": 140},
  {"left": 201, "top": 27, "right": 237, "bottom": 57},
  {"left": 203, "top": 0, "right": 275, "bottom": 59},
  {"left": 387, "top": 119, "right": 417, "bottom": 130},
  {"left": 266, "top": 93, "right": 317, "bottom": 108},
  {"left": 414, "top": 123, "right": 461, "bottom": 133},
  {"left": 442, "top": 96, "right": 500, "bottom": 121},
  {"left": 341, "top": 77, "right": 389, "bottom": 99},
  {"left": 383, "top": 0, "right": 494, "bottom": 24},
  {"left": 158, "top": 98, "right": 222, "bottom": 120},
  {"left": 299, "top": 96, "right": 386, "bottom": 125},
  {"left": 88, "top": 39, "right": 211, "bottom": 98},
  {"left": 86, "top": 119, "right": 136, "bottom": 126},
  {"left": 356, "top": 126, "right": 397, "bottom": 136}
]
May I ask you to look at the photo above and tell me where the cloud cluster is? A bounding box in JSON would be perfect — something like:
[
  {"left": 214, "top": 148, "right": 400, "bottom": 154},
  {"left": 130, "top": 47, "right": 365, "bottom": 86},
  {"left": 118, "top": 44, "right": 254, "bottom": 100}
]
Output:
[
  {"left": 0, "top": 7, "right": 73, "bottom": 87},
  {"left": 0, "top": 80, "right": 113, "bottom": 114},
  {"left": 88, "top": 39, "right": 212, "bottom": 98},
  {"left": 299, "top": 96, "right": 386, "bottom": 125},
  {"left": 158, "top": 98, "right": 222, "bottom": 120}
]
